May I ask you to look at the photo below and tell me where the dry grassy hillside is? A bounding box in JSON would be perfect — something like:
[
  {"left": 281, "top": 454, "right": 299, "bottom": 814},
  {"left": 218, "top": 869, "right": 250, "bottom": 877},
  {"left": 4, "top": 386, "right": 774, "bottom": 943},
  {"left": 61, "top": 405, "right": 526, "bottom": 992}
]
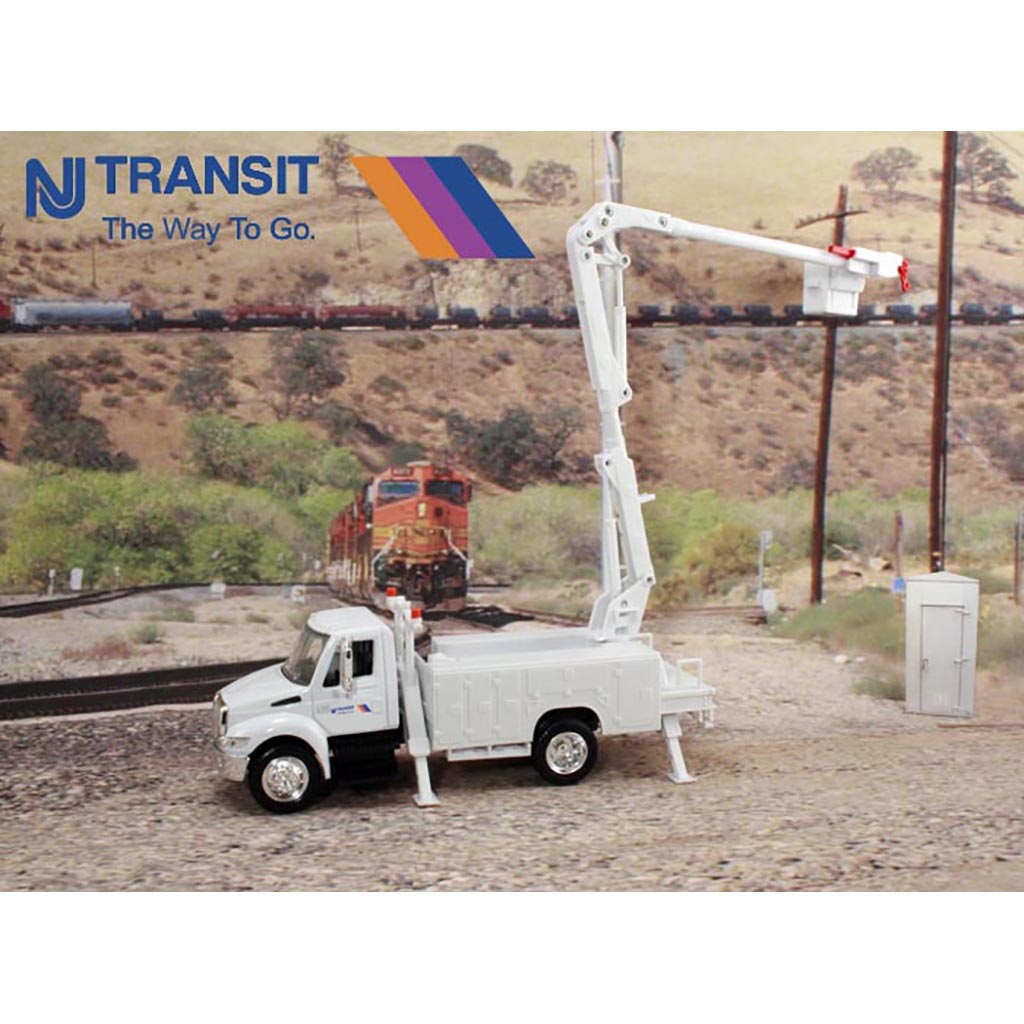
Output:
[
  {"left": 4, "top": 132, "right": 1024, "bottom": 312},
  {"left": 1, "top": 325, "right": 1021, "bottom": 508},
  {"left": 3, "top": 132, "right": 1024, "bottom": 507}
]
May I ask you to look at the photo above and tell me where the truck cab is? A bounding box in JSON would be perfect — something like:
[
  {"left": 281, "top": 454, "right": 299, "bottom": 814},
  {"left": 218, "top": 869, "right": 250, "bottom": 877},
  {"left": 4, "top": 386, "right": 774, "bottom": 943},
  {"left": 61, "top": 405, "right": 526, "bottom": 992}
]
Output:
[{"left": 214, "top": 607, "right": 403, "bottom": 813}]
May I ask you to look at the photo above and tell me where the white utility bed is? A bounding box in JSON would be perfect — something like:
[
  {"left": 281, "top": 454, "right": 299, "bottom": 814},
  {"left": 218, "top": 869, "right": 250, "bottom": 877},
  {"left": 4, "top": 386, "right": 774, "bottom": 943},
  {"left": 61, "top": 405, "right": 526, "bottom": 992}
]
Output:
[{"left": 417, "top": 628, "right": 712, "bottom": 758}]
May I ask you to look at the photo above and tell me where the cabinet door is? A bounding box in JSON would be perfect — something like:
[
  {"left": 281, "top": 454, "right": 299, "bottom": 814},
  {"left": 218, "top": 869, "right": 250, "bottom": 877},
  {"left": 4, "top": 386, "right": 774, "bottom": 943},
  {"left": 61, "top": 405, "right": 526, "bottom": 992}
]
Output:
[{"left": 920, "top": 604, "right": 966, "bottom": 715}]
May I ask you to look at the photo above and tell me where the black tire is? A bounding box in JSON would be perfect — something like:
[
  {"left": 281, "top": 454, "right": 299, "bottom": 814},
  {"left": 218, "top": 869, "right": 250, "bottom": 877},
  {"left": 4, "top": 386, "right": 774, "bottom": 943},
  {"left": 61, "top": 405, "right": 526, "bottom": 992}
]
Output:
[
  {"left": 248, "top": 742, "right": 322, "bottom": 814},
  {"left": 532, "top": 718, "right": 598, "bottom": 786}
]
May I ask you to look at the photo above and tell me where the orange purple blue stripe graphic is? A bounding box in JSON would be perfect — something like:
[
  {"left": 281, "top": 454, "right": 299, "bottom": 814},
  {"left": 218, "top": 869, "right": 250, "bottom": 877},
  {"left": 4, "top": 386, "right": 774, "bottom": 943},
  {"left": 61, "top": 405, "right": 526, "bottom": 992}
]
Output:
[{"left": 352, "top": 156, "right": 533, "bottom": 260}]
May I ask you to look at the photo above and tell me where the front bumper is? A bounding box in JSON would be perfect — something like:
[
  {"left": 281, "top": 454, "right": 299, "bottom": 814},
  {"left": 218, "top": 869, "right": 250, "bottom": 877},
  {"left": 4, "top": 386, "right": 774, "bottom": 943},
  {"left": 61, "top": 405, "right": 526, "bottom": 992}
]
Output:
[{"left": 214, "top": 738, "right": 249, "bottom": 782}]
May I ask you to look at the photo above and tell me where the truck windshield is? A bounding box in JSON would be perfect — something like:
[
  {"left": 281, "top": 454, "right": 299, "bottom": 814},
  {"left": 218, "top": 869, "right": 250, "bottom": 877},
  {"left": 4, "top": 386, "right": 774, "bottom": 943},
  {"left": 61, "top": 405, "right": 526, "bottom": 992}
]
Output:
[{"left": 282, "top": 626, "right": 328, "bottom": 687}]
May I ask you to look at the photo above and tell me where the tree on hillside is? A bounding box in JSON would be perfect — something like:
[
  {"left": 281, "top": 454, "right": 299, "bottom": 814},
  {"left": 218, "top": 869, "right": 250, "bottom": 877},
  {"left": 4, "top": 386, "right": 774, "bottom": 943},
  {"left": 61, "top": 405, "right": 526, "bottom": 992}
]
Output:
[
  {"left": 454, "top": 144, "right": 513, "bottom": 187},
  {"left": 171, "top": 336, "right": 235, "bottom": 412},
  {"left": 318, "top": 133, "right": 354, "bottom": 195},
  {"left": 446, "top": 404, "right": 582, "bottom": 487},
  {"left": 852, "top": 146, "right": 920, "bottom": 199},
  {"left": 16, "top": 363, "right": 135, "bottom": 471},
  {"left": 18, "top": 363, "right": 83, "bottom": 421},
  {"left": 268, "top": 332, "right": 346, "bottom": 420},
  {"left": 521, "top": 161, "right": 578, "bottom": 204},
  {"left": 21, "top": 418, "right": 136, "bottom": 471},
  {"left": 0, "top": 403, "right": 7, "bottom": 460},
  {"left": 957, "top": 132, "right": 1017, "bottom": 204}
]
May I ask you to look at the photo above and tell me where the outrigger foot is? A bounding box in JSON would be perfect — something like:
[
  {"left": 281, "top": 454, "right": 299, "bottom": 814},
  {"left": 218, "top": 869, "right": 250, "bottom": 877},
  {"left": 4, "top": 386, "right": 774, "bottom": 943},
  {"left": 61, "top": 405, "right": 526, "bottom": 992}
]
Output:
[
  {"left": 412, "top": 754, "right": 440, "bottom": 807},
  {"left": 661, "top": 714, "right": 696, "bottom": 784}
]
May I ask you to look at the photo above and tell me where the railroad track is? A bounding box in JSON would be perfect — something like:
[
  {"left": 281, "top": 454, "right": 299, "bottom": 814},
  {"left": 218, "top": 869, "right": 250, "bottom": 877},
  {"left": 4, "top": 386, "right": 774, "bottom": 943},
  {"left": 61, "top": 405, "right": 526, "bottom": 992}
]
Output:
[
  {"left": 0, "top": 658, "right": 283, "bottom": 721},
  {"left": 674, "top": 603, "right": 768, "bottom": 624},
  {"left": 0, "top": 581, "right": 331, "bottom": 619}
]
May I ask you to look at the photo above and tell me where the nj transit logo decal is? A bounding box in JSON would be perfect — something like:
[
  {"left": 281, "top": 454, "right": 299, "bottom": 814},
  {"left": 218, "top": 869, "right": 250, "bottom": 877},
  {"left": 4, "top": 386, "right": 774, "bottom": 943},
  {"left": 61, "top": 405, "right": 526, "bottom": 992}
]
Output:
[
  {"left": 353, "top": 156, "right": 533, "bottom": 259},
  {"left": 26, "top": 158, "right": 87, "bottom": 220},
  {"left": 329, "top": 704, "right": 373, "bottom": 715},
  {"left": 26, "top": 154, "right": 319, "bottom": 220}
]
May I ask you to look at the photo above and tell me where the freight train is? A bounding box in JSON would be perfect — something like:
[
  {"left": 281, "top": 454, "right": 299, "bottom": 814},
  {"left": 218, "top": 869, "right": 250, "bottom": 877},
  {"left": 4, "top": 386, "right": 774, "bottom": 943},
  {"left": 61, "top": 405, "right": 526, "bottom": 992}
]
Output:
[
  {"left": 3, "top": 297, "right": 1024, "bottom": 334},
  {"left": 327, "top": 462, "right": 472, "bottom": 612}
]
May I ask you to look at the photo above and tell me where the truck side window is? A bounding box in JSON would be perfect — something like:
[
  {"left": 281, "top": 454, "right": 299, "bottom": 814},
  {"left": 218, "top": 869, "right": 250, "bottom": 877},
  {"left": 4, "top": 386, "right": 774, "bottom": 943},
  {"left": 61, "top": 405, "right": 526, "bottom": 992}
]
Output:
[{"left": 352, "top": 639, "right": 374, "bottom": 678}]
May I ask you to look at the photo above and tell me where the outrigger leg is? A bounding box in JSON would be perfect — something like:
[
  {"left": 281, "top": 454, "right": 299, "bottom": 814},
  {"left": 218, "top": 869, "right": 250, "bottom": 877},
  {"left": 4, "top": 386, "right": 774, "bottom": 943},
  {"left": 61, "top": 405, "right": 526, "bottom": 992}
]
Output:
[{"left": 661, "top": 714, "right": 695, "bottom": 784}]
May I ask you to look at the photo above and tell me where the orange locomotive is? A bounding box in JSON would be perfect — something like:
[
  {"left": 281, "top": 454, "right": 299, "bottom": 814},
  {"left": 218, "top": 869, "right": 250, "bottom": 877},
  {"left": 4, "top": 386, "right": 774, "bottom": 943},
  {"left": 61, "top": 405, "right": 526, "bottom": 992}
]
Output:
[{"left": 327, "top": 462, "right": 472, "bottom": 611}]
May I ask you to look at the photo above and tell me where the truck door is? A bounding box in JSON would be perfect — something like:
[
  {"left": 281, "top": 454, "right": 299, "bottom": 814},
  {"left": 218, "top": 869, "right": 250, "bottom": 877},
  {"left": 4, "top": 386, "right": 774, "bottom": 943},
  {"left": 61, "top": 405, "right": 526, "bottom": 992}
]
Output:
[{"left": 314, "top": 632, "right": 390, "bottom": 736}]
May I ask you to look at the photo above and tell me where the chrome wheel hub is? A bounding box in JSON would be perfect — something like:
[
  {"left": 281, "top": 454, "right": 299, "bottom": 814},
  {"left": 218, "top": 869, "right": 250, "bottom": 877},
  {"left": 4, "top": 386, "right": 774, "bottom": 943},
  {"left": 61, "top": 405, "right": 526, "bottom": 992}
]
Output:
[
  {"left": 262, "top": 756, "right": 309, "bottom": 802},
  {"left": 545, "top": 731, "right": 588, "bottom": 775}
]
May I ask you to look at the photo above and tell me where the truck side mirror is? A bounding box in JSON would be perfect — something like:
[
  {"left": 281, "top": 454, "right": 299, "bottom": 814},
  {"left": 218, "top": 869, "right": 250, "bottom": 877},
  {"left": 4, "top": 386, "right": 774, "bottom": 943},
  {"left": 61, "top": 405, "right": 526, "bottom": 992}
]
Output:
[{"left": 341, "top": 640, "right": 354, "bottom": 695}]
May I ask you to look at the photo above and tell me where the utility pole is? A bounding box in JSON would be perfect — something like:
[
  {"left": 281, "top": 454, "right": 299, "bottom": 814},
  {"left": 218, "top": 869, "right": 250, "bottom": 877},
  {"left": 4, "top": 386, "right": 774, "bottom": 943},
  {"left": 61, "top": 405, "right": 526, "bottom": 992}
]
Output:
[
  {"left": 806, "top": 184, "right": 849, "bottom": 604},
  {"left": 354, "top": 202, "right": 363, "bottom": 253},
  {"left": 930, "top": 131, "right": 958, "bottom": 573}
]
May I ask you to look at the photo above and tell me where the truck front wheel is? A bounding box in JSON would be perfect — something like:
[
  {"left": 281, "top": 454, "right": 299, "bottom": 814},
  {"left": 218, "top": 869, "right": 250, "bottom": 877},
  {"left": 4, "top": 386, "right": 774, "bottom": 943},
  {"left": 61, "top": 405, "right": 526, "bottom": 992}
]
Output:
[
  {"left": 532, "top": 718, "right": 598, "bottom": 786},
  {"left": 248, "top": 743, "right": 321, "bottom": 814}
]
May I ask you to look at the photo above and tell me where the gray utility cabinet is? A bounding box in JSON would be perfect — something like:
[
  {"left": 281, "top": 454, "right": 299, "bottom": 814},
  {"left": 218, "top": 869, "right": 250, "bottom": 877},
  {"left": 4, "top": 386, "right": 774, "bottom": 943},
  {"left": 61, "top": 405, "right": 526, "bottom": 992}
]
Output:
[{"left": 904, "top": 571, "right": 979, "bottom": 717}]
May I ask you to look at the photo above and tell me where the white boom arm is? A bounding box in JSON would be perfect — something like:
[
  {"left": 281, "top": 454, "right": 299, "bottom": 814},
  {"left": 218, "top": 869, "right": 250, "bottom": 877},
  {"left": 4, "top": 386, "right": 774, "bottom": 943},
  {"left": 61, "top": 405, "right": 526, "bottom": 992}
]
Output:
[{"left": 568, "top": 202, "right": 908, "bottom": 641}]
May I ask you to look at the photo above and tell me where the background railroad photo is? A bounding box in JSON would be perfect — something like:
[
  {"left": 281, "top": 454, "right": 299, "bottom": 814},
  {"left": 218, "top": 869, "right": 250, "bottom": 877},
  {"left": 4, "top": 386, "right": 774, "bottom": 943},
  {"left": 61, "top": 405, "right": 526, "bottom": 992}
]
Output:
[{"left": 1, "top": 131, "right": 1023, "bottom": 891}]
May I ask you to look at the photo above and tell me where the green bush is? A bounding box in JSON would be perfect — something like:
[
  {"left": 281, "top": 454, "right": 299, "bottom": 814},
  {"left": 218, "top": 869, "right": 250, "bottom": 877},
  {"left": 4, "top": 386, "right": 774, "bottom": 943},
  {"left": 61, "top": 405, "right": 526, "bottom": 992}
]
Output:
[
  {"left": 0, "top": 470, "right": 310, "bottom": 588},
  {"left": 853, "top": 671, "right": 905, "bottom": 701},
  {"left": 186, "top": 415, "right": 362, "bottom": 499},
  {"left": 777, "top": 588, "right": 903, "bottom": 658},
  {"left": 472, "top": 486, "right": 600, "bottom": 580},
  {"left": 316, "top": 447, "right": 364, "bottom": 490},
  {"left": 683, "top": 520, "right": 759, "bottom": 594},
  {"left": 643, "top": 487, "right": 750, "bottom": 575},
  {"left": 131, "top": 623, "right": 165, "bottom": 645},
  {"left": 188, "top": 524, "right": 264, "bottom": 581},
  {"left": 298, "top": 485, "right": 355, "bottom": 537}
]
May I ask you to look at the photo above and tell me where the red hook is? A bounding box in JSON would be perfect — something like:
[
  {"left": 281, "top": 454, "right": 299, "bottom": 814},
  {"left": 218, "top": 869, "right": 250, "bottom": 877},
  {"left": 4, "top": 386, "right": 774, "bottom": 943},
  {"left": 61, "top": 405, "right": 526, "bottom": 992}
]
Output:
[{"left": 898, "top": 259, "right": 911, "bottom": 293}]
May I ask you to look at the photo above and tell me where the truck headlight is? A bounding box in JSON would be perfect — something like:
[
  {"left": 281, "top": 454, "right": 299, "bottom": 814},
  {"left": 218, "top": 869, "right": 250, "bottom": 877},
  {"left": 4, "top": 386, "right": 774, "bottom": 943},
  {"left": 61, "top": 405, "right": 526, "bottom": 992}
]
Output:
[{"left": 218, "top": 735, "right": 249, "bottom": 751}]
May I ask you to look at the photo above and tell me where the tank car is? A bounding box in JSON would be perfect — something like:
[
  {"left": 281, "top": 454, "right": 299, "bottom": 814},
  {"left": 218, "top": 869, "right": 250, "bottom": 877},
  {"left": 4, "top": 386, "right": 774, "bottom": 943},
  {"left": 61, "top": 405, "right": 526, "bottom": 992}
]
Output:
[
  {"left": 517, "top": 305, "right": 555, "bottom": 327},
  {"left": 12, "top": 299, "right": 134, "bottom": 330},
  {"left": 327, "top": 462, "right": 472, "bottom": 611}
]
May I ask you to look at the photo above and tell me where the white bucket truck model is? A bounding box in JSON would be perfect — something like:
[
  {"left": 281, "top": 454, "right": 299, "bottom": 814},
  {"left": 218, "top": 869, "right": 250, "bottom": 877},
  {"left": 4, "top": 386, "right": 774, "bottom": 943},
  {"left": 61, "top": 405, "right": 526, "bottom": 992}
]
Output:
[{"left": 214, "top": 202, "right": 907, "bottom": 813}]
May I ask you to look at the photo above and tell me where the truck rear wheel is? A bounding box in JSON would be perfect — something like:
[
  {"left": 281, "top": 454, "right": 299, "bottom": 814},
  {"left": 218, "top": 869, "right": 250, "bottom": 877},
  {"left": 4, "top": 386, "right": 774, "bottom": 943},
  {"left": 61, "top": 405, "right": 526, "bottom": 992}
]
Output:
[
  {"left": 248, "top": 743, "right": 321, "bottom": 814},
  {"left": 532, "top": 718, "right": 598, "bottom": 786}
]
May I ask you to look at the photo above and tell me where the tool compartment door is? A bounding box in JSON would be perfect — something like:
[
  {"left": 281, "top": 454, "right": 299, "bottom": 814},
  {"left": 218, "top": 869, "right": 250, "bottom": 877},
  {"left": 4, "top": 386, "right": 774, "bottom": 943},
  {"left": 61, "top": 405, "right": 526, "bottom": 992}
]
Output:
[{"left": 426, "top": 665, "right": 526, "bottom": 749}]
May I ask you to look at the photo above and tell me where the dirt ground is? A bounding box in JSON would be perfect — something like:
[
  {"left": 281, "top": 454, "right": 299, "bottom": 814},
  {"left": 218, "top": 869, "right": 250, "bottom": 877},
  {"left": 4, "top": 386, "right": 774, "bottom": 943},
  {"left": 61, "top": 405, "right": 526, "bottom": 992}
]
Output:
[{"left": 0, "top": 591, "right": 1022, "bottom": 891}]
